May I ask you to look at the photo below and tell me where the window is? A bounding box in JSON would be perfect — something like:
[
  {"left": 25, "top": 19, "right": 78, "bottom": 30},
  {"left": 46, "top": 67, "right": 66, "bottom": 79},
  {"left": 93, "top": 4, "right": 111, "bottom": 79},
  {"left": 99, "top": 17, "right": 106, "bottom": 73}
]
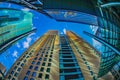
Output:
[
  {"left": 64, "top": 69, "right": 77, "bottom": 73},
  {"left": 44, "top": 58, "right": 47, "bottom": 61},
  {"left": 90, "top": 71, "right": 93, "bottom": 75},
  {"left": 32, "top": 61, "right": 35, "bottom": 64},
  {"left": 34, "top": 57, "right": 37, "bottom": 60},
  {"left": 21, "top": 63, "right": 24, "bottom": 67},
  {"left": 36, "top": 53, "right": 39, "bottom": 56},
  {"left": 29, "top": 65, "right": 33, "bottom": 69},
  {"left": 38, "top": 73, "right": 42, "bottom": 78},
  {"left": 17, "top": 62, "right": 20, "bottom": 65},
  {"left": 45, "top": 74, "right": 49, "bottom": 79},
  {"left": 29, "top": 52, "right": 32, "bottom": 55},
  {"left": 63, "top": 56, "right": 72, "bottom": 58},
  {"left": 14, "top": 72, "right": 18, "bottom": 77},
  {"left": 45, "top": 55, "right": 48, "bottom": 57},
  {"left": 51, "top": 52, "right": 53, "bottom": 54},
  {"left": 34, "top": 66, "right": 38, "bottom": 71},
  {"left": 11, "top": 71, "right": 14, "bottom": 75},
  {"left": 46, "top": 52, "right": 48, "bottom": 54},
  {"left": 48, "top": 63, "right": 51, "bottom": 67},
  {"left": 63, "top": 59, "right": 73, "bottom": 62},
  {"left": 26, "top": 71, "right": 30, "bottom": 76},
  {"left": 42, "top": 62, "right": 45, "bottom": 66},
  {"left": 24, "top": 59, "right": 26, "bottom": 62},
  {"left": 39, "top": 58, "right": 42, "bottom": 61},
  {"left": 41, "top": 54, "right": 43, "bottom": 57},
  {"left": 14, "top": 66, "right": 17, "bottom": 70},
  {"left": 23, "top": 55, "right": 26, "bottom": 58},
  {"left": 37, "top": 62, "right": 40, "bottom": 65},
  {"left": 24, "top": 76, "right": 28, "bottom": 80},
  {"left": 64, "top": 64, "right": 76, "bottom": 67},
  {"left": 49, "top": 59, "right": 52, "bottom": 62},
  {"left": 30, "top": 78, "right": 34, "bottom": 80},
  {"left": 8, "top": 75, "right": 11, "bottom": 79},
  {"left": 12, "top": 78, "right": 15, "bottom": 80},
  {"left": 42, "top": 51, "right": 44, "bottom": 53},
  {"left": 40, "top": 67, "right": 44, "bottom": 72},
  {"left": 87, "top": 66, "right": 91, "bottom": 70},
  {"left": 50, "top": 55, "right": 52, "bottom": 58},
  {"left": 65, "top": 74, "right": 79, "bottom": 80},
  {"left": 26, "top": 56, "right": 29, "bottom": 58},
  {"left": 46, "top": 68, "right": 50, "bottom": 73},
  {"left": 32, "top": 72, "right": 36, "bottom": 77},
  {"left": 17, "top": 68, "right": 21, "bottom": 72}
]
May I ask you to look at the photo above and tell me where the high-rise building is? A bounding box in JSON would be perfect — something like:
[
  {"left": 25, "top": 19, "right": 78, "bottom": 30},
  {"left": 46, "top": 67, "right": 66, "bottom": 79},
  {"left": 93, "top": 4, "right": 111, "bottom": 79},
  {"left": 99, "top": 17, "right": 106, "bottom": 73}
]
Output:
[
  {"left": 1, "top": 0, "right": 120, "bottom": 79},
  {"left": 5, "top": 30, "right": 113, "bottom": 80},
  {"left": 0, "top": 8, "right": 36, "bottom": 54},
  {"left": 111, "top": 62, "right": 120, "bottom": 80},
  {"left": 83, "top": 0, "right": 120, "bottom": 78}
]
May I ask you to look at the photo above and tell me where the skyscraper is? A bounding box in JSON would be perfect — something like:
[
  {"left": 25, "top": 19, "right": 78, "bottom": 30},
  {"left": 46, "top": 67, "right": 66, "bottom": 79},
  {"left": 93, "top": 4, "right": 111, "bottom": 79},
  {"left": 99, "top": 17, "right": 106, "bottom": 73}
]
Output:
[
  {"left": 5, "top": 30, "right": 113, "bottom": 80},
  {"left": 0, "top": 8, "right": 35, "bottom": 54},
  {"left": 84, "top": 0, "right": 120, "bottom": 78}
]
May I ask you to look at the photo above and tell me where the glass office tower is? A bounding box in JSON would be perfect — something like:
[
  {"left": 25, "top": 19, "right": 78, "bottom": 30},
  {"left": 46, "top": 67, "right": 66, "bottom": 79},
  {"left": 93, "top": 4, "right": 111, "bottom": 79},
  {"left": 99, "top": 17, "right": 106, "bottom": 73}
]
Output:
[
  {"left": 5, "top": 30, "right": 113, "bottom": 80},
  {"left": 94, "top": 0, "right": 120, "bottom": 78},
  {"left": 0, "top": 8, "right": 35, "bottom": 53}
]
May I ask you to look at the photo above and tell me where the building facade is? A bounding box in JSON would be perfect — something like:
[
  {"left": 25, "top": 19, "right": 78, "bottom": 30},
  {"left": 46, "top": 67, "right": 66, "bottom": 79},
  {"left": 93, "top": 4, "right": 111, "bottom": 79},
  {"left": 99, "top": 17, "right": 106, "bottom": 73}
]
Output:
[
  {"left": 0, "top": 63, "right": 6, "bottom": 80},
  {"left": 111, "top": 62, "right": 120, "bottom": 80},
  {"left": 93, "top": 0, "right": 120, "bottom": 78},
  {"left": 5, "top": 30, "right": 113, "bottom": 80},
  {"left": 0, "top": 8, "right": 34, "bottom": 53}
]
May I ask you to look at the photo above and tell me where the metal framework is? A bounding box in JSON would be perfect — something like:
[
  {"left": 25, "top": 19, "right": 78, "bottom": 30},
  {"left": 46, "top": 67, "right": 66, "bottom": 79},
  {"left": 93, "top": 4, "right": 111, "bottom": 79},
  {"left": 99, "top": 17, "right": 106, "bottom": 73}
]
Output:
[
  {"left": 94, "top": 1, "right": 120, "bottom": 78},
  {"left": 84, "top": 31, "right": 120, "bottom": 77},
  {"left": 84, "top": 31, "right": 120, "bottom": 55}
]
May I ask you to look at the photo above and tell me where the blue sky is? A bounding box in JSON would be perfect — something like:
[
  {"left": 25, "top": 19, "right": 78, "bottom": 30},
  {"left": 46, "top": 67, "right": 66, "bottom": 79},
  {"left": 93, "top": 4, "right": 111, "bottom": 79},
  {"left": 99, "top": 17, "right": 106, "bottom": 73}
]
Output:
[{"left": 0, "top": 2, "right": 101, "bottom": 73}]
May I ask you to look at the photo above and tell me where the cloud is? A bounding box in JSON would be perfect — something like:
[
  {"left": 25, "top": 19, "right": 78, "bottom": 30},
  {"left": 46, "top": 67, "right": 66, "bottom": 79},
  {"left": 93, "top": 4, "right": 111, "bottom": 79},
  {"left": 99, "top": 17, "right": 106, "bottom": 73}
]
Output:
[
  {"left": 21, "top": 8, "right": 30, "bottom": 11},
  {"left": 16, "top": 43, "right": 20, "bottom": 48},
  {"left": 63, "top": 28, "right": 66, "bottom": 34},
  {"left": 23, "top": 33, "right": 35, "bottom": 48},
  {"left": 12, "top": 50, "right": 18, "bottom": 58},
  {"left": 23, "top": 37, "right": 32, "bottom": 48}
]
